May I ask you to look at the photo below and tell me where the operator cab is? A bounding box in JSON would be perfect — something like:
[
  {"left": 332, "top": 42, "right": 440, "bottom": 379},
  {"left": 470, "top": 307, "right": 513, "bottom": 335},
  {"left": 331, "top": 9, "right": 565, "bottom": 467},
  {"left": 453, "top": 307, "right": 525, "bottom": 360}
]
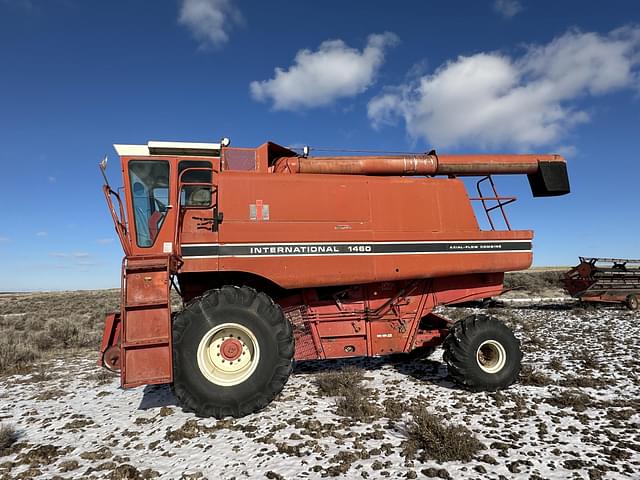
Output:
[
  {"left": 108, "top": 139, "right": 299, "bottom": 256},
  {"left": 112, "top": 141, "right": 221, "bottom": 252}
]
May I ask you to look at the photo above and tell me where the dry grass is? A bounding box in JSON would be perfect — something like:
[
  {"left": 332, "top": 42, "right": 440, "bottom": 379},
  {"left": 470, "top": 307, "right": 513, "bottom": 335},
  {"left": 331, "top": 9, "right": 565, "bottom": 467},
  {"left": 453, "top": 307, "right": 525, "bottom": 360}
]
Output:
[
  {"left": 0, "top": 290, "right": 119, "bottom": 375},
  {"left": 519, "top": 365, "right": 554, "bottom": 387},
  {"left": 314, "top": 367, "right": 384, "bottom": 422},
  {"left": 504, "top": 271, "right": 564, "bottom": 294},
  {"left": 335, "top": 391, "right": 381, "bottom": 421},
  {"left": 0, "top": 423, "right": 18, "bottom": 452},
  {"left": 315, "top": 367, "right": 365, "bottom": 397},
  {"left": 383, "top": 397, "right": 405, "bottom": 420},
  {"left": 403, "top": 406, "right": 485, "bottom": 462},
  {"left": 0, "top": 336, "right": 38, "bottom": 374},
  {"left": 545, "top": 390, "right": 593, "bottom": 412}
]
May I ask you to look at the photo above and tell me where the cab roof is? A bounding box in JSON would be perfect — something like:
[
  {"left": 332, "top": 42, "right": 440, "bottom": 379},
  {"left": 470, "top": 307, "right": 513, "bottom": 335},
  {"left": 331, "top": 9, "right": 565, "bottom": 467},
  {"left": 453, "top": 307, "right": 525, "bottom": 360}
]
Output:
[{"left": 114, "top": 141, "right": 221, "bottom": 157}]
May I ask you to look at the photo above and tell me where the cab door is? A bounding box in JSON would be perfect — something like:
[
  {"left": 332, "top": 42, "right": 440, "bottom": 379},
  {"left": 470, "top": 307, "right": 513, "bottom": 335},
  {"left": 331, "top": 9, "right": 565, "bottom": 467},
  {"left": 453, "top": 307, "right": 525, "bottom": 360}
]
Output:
[
  {"left": 177, "top": 159, "right": 219, "bottom": 268},
  {"left": 126, "top": 158, "right": 175, "bottom": 256}
]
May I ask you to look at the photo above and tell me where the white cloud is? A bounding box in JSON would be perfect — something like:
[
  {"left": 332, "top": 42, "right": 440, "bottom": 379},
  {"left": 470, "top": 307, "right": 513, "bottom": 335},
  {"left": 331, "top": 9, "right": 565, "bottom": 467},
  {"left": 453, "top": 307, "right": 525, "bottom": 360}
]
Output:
[
  {"left": 178, "top": 0, "right": 242, "bottom": 48},
  {"left": 48, "top": 176, "right": 56, "bottom": 183},
  {"left": 35, "top": 231, "right": 47, "bottom": 237},
  {"left": 47, "top": 252, "right": 94, "bottom": 270},
  {"left": 77, "top": 260, "right": 97, "bottom": 266},
  {"left": 556, "top": 145, "right": 578, "bottom": 158},
  {"left": 97, "top": 238, "right": 114, "bottom": 245},
  {"left": 494, "top": 0, "right": 523, "bottom": 19},
  {"left": 368, "top": 27, "right": 640, "bottom": 150},
  {"left": 250, "top": 32, "right": 399, "bottom": 111},
  {"left": 0, "top": 236, "right": 8, "bottom": 242}
]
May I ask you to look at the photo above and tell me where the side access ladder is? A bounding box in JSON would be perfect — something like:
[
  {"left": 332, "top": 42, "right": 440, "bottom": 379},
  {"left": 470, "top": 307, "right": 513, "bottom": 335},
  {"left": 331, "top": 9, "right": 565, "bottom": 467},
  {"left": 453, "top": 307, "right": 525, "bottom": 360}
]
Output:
[{"left": 120, "top": 254, "right": 178, "bottom": 388}]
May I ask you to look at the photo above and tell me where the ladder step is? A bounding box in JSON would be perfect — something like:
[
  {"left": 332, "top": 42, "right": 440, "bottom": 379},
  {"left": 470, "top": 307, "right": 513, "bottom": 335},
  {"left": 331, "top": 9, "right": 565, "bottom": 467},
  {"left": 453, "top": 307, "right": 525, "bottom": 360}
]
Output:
[
  {"left": 123, "top": 339, "right": 170, "bottom": 348},
  {"left": 126, "top": 257, "right": 171, "bottom": 272},
  {"left": 125, "top": 301, "right": 169, "bottom": 309},
  {"left": 126, "top": 264, "right": 168, "bottom": 273}
]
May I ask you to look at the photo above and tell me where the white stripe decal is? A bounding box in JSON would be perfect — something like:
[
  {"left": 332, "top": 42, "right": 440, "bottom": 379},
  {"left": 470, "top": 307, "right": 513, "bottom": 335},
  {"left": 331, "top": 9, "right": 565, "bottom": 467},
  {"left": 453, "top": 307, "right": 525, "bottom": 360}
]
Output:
[
  {"left": 180, "top": 240, "right": 532, "bottom": 258},
  {"left": 182, "top": 240, "right": 530, "bottom": 247},
  {"left": 183, "top": 250, "right": 531, "bottom": 259}
]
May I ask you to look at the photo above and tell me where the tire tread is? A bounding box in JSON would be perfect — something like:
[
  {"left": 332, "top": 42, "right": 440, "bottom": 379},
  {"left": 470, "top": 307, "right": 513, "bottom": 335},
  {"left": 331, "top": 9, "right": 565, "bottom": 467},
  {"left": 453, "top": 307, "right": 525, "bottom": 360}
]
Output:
[
  {"left": 443, "top": 314, "right": 522, "bottom": 392},
  {"left": 172, "top": 285, "right": 294, "bottom": 418}
]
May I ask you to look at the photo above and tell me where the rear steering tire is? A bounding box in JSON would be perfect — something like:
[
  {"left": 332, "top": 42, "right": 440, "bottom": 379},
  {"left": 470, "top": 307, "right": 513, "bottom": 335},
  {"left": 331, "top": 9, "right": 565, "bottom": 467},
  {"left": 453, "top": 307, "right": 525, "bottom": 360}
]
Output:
[
  {"left": 172, "top": 286, "right": 294, "bottom": 418},
  {"left": 443, "top": 314, "right": 522, "bottom": 391}
]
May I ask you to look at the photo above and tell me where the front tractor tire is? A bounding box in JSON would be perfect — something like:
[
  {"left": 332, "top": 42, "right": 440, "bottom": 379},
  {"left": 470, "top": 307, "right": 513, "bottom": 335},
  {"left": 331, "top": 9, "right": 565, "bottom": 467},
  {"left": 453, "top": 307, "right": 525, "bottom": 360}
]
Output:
[
  {"left": 172, "top": 286, "right": 294, "bottom": 418},
  {"left": 443, "top": 314, "right": 522, "bottom": 392}
]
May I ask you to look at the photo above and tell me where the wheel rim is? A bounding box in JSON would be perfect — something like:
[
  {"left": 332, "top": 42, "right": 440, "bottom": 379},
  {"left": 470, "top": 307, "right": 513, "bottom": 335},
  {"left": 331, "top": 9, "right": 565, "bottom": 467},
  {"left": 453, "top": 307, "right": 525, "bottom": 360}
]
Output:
[
  {"left": 197, "top": 323, "right": 260, "bottom": 386},
  {"left": 103, "top": 345, "right": 121, "bottom": 372},
  {"left": 476, "top": 340, "right": 507, "bottom": 374}
]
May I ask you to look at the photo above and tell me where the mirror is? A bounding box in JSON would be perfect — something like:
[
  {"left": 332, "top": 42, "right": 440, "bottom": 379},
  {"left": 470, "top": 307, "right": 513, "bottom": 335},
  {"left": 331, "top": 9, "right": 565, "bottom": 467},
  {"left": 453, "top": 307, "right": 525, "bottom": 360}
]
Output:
[{"left": 99, "top": 155, "right": 110, "bottom": 185}]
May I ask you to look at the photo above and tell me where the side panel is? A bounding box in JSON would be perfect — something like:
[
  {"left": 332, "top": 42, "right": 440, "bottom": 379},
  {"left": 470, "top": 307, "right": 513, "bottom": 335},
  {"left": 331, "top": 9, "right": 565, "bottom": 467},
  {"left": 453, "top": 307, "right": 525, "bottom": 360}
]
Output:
[
  {"left": 368, "top": 177, "right": 479, "bottom": 233},
  {"left": 283, "top": 275, "right": 505, "bottom": 362},
  {"left": 219, "top": 171, "right": 374, "bottom": 238},
  {"left": 179, "top": 172, "right": 532, "bottom": 288}
]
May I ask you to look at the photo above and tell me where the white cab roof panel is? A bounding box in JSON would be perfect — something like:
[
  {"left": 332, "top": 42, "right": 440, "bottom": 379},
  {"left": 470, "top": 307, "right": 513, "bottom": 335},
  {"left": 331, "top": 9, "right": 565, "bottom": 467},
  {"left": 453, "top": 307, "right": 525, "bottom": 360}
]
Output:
[{"left": 114, "top": 141, "right": 221, "bottom": 157}]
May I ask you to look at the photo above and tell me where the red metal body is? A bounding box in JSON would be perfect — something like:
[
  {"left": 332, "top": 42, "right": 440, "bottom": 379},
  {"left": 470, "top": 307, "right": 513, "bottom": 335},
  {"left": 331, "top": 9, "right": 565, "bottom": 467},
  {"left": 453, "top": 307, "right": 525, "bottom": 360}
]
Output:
[
  {"left": 98, "top": 141, "right": 569, "bottom": 388},
  {"left": 281, "top": 274, "right": 503, "bottom": 360}
]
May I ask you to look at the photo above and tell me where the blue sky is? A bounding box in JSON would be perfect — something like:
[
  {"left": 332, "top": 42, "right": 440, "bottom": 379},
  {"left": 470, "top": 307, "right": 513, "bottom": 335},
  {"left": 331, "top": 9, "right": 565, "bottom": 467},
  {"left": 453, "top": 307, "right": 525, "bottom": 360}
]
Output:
[{"left": 0, "top": 0, "right": 639, "bottom": 291}]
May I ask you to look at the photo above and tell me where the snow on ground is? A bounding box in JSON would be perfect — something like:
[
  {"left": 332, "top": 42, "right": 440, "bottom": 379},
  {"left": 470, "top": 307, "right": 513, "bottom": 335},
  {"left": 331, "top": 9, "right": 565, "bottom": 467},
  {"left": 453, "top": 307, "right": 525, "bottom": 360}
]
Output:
[{"left": 1, "top": 300, "right": 639, "bottom": 479}]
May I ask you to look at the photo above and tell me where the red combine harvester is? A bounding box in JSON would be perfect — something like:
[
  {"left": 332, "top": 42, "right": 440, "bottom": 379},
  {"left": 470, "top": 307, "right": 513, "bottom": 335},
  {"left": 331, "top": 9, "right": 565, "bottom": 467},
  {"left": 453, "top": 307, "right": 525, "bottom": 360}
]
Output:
[
  {"left": 563, "top": 257, "right": 640, "bottom": 309},
  {"left": 98, "top": 139, "right": 570, "bottom": 418}
]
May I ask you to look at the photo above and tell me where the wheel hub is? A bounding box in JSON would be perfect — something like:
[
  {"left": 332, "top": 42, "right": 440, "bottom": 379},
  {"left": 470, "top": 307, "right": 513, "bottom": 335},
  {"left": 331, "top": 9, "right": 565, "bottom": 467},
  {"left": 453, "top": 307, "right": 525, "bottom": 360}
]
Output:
[
  {"left": 476, "top": 340, "right": 507, "bottom": 374},
  {"left": 197, "top": 323, "right": 260, "bottom": 386},
  {"left": 103, "top": 345, "right": 121, "bottom": 372},
  {"left": 220, "top": 337, "right": 243, "bottom": 361}
]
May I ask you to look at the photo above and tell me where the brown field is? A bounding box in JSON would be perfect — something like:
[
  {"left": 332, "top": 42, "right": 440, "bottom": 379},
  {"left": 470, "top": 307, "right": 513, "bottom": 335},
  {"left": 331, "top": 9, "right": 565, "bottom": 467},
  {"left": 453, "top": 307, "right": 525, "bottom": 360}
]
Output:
[
  {"left": 0, "top": 273, "right": 638, "bottom": 479},
  {"left": 0, "top": 290, "right": 119, "bottom": 376}
]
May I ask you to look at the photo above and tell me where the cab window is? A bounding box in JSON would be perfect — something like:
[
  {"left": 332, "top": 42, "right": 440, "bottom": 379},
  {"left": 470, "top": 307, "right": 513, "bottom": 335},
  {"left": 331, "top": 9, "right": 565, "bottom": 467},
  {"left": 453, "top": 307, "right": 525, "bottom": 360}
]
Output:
[
  {"left": 129, "top": 161, "right": 170, "bottom": 247},
  {"left": 179, "top": 160, "right": 212, "bottom": 207}
]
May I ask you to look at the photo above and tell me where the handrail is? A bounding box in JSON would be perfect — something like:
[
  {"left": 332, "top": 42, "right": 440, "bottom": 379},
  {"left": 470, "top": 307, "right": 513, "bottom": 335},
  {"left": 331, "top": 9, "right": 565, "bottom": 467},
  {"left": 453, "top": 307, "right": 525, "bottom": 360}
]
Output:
[
  {"left": 103, "top": 185, "right": 132, "bottom": 256},
  {"left": 469, "top": 176, "right": 516, "bottom": 231}
]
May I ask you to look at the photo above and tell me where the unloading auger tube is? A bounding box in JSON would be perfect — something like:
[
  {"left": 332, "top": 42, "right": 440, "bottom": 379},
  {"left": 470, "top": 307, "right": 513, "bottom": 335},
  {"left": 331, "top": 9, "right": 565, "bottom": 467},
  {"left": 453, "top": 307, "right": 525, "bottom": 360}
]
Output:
[{"left": 273, "top": 153, "right": 570, "bottom": 197}]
